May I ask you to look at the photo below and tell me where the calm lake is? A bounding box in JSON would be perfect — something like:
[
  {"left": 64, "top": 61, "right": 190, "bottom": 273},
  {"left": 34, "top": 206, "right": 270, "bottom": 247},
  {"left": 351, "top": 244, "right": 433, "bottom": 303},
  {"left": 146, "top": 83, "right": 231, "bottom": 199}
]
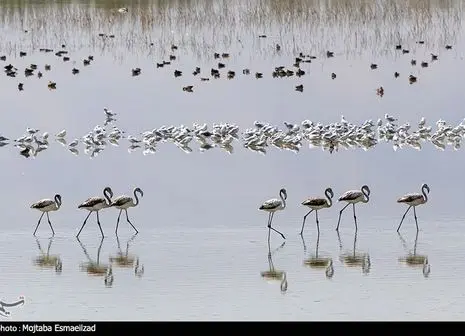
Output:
[{"left": 0, "top": 0, "right": 464, "bottom": 321}]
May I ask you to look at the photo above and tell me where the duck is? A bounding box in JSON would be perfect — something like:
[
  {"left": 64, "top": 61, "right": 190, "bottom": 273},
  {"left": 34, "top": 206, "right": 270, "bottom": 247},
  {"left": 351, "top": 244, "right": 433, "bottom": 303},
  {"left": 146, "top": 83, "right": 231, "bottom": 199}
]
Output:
[{"left": 131, "top": 68, "right": 141, "bottom": 76}]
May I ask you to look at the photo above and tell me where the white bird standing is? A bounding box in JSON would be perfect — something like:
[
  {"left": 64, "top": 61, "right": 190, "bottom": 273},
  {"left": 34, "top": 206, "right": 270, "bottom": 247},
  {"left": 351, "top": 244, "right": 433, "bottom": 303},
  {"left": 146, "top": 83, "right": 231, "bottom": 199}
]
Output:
[
  {"left": 30, "top": 194, "right": 62, "bottom": 236},
  {"left": 396, "top": 183, "right": 430, "bottom": 232},
  {"left": 259, "top": 188, "right": 287, "bottom": 241},
  {"left": 110, "top": 187, "right": 143, "bottom": 234},
  {"left": 336, "top": 185, "right": 371, "bottom": 232},
  {"left": 301, "top": 187, "right": 334, "bottom": 235},
  {"left": 76, "top": 187, "right": 114, "bottom": 237}
]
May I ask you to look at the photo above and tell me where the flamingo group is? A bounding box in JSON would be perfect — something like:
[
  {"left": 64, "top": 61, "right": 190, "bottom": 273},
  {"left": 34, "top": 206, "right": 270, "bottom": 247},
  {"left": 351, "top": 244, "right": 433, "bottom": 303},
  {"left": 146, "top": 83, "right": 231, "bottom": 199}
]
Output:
[
  {"left": 30, "top": 187, "right": 143, "bottom": 237},
  {"left": 259, "top": 184, "right": 430, "bottom": 241}
]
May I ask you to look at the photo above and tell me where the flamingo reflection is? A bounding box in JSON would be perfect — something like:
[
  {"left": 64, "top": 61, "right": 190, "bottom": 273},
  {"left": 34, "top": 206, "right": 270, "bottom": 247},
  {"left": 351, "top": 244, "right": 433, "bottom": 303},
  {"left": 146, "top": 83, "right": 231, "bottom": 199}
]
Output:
[
  {"left": 108, "top": 234, "right": 144, "bottom": 277},
  {"left": 109, "top": 234, "right": 137, "bottom": 268},
  {"left": 302, "top": 233, "right": 334, "bottom": 279},
  {"left": 337, "top": 231, "right": 371, "bottom": 275},
  {"left": 260, "top": 241, "right": 287, "bottom": 293},
  {"left": 398, "top": 231, "right": 430, "bottom": 278},
  {"left": 33, "top": 237, "right": 62, "bottom": 274},
  {"left": 77, "top": 237, "right": 114, "bottom": 286}
]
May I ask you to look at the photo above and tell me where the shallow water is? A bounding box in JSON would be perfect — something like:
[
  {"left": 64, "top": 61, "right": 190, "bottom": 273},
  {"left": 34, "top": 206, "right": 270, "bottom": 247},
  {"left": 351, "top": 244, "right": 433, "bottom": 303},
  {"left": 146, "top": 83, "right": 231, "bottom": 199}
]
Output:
[{"left": 0, "top": 0, "right": 465, "bottom": 321}]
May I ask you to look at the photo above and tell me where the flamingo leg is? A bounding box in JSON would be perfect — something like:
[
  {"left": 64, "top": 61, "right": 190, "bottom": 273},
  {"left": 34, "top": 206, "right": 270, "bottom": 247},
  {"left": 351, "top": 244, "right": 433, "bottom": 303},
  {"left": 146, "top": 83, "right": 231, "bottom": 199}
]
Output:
[
  {"left": 300, "top": 209, "right": 313, "bottom": 235},
  {"left": 115, "top": 209, "right": 122, "bottom": 234},
  {"left": 96, "top": 211, "right": 104, "bottom": 237},
  {"left": 125, "top": 209, "right": 139, "bottom": 234},
  {"left": 397, "top": 206, "right": 412, "bottom": 232},
  {"left": 352, "top": 204, "right": 358, "bottom": 232},
  {"left": 46, "top": 212, "right": 55, "bottom": 236},
  {"left": 76, "top": 211, "right": 93, "bottom": 237},
  {"left": 413, "top": 206, "right": 419, "bottom": 231},
  {"left": 269, "top": 212, "right": 285, "bottom": 239},
  {"left": 315, "top": 210, "right": 320, "bottom": 233},
  {"left": 267, "top": 212, "right": 272, "bottom": 244},
  {"left": 33, "top": 212, "right": 45, "bottom": 236},
  {"left": 336, "top": 203, "right": 350, "bottom": 231}
]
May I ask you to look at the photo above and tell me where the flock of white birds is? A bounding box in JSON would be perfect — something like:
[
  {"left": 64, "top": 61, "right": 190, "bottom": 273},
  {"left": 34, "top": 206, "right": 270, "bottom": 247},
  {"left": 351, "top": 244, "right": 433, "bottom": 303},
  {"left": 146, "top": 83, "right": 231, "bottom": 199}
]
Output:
[{"left": 2, "top": 109, "right": 465, "bottom": 158}]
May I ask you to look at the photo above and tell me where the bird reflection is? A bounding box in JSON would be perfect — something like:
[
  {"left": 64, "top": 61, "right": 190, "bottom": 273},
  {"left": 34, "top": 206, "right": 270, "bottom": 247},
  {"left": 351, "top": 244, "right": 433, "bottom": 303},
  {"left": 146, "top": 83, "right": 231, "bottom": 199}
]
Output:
[
  {"left": 77, "top": 237, "right": 110, "bottom": 278},
  {"left": 135, "top": 257, "right": 144, "bottom": 278},
  {"left": 260, "top": 241, "right": 287, "bottom": 293},
  {"left": 398, "top": 232, "right": 430, "bottom": 278},
  {"left": 32, "top": 237, "right": 62, "bottom": 274},
  {"left": 109, "top": 234, "right": 138, "bottom": 269},
  {"left": 337, "top": 231, "right": 371, "bottom": 275},
  {"left": 302, "top": 233, "right": 334, "bottom": 279}
]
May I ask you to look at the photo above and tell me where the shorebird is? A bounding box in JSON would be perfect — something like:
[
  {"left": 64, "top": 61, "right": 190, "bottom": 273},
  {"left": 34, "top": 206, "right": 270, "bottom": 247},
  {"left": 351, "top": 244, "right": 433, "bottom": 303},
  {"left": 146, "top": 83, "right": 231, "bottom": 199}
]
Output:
[
  {"left": 300, "top": 187, "right": 334, "bottom": 235},
  {"left": 76, "top": 187, "right": 114, "bottom": 237},
  {"left": 30, "top": 194, "right": 62, "bottom": 236},
  {"left": 396, "top": 184, "right": 430, "bottom": 232},
  {"left": 336, "top": 185, "right": 371, "bottom": 231},
  {"left": 259, "top": 188, "right": 287, "bottom": 241},
  {"left": 110, "top": 187, "right": 143, "bottom": 234}
]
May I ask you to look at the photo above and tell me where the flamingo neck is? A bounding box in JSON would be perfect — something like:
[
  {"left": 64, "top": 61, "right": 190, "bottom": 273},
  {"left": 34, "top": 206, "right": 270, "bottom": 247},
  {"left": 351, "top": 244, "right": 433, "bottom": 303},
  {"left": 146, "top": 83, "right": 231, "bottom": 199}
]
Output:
[
  {"left": 326, "top": 191, "right": 333, "bottom": 207},
  {"left": 280, "top": 193, "right": 286, "bottom": 209},
  {"left": 133, "top": 190, "right": 140, "bottom": 206},
  {"left": 422, "top": 187, "right": 428, "bottom": 202}
]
